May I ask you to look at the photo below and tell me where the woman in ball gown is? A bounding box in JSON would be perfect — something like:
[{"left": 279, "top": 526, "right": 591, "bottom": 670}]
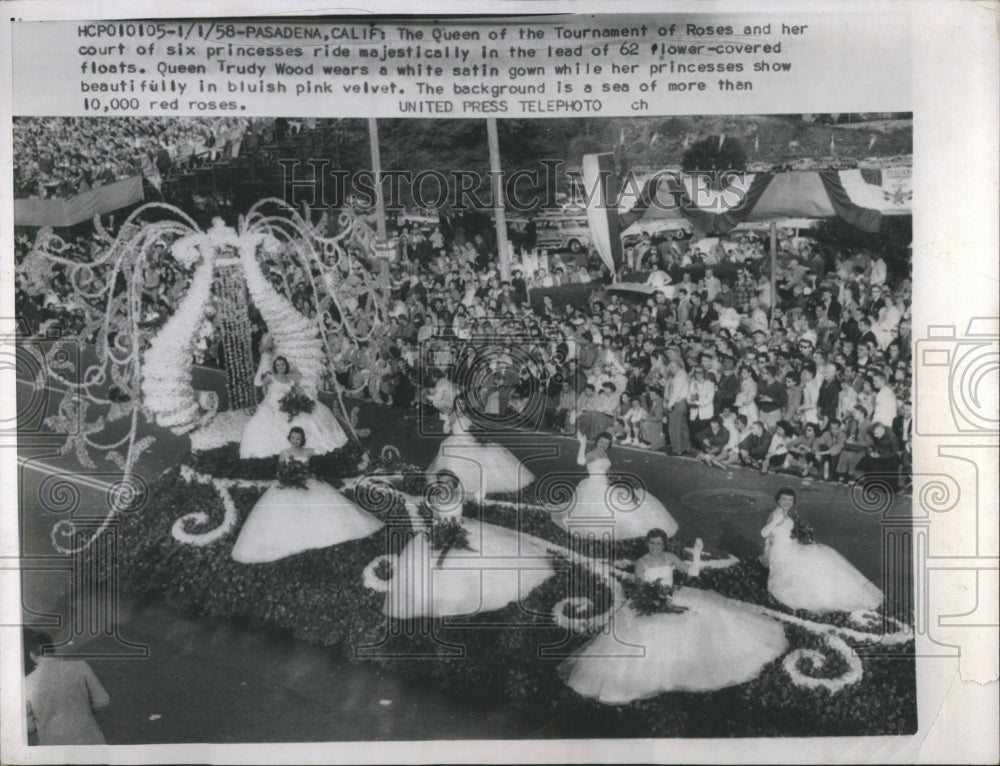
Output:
[
  {"left": 425, "top": 401, "right": 534, "bottom": 502},
  {"left": 559, "top": 528, "right": 789, "bottom": 703},
  {"left": 554, "top": 431, "right": 679, "bottom": 540},
  {"left": 232, "top": 427, "right": 383, "bottom": 563},
  {"left": 240, "top": 356, "right": 348, "bottom": 459},
  {"left": 761, "top": 487, "right": 883, "bottom": 612},
  {"left": 383, "top": 470, "right": 554, "bottom": 619}
]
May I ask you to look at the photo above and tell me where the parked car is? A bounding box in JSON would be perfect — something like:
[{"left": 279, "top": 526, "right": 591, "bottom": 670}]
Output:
[{"left": 533, "top": 216, "right": 591, "bottom": 253}]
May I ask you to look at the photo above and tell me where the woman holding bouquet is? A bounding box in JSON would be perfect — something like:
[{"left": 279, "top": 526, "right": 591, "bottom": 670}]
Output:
[
  {"left": 239, "top": 356, "right": 348, "bottom": 458},
  {"left": 559, "top": 529, "right": 789, "bottom": 703},
  {"left": 232, "top": 427, "right": 383, "bottom": 563},
  {"left": 761, "top": 488, "right": 883, "bottom": 612}
]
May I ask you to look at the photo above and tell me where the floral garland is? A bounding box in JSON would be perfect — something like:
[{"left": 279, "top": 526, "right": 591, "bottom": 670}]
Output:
[
  {"left": 142, "top": 244, "right": 217, "bottom": 434},
  {"left": 551, "top": 562, "right": 621, "bottom": 634},
  {"left": 278, "top": 386, "right": 316, "bottom": 420},
  {"left": 552, "top": 596, "right": 614, "bottom": 633},
  {"left": 238, "top": 232, "right": 326, "bottom": 396},
  {"left": 171, "top": 469, "right": 240, "bottom": 547},
  {"left": 25, "top": 205, "right": 205, "bottom": 553},
  {"left": 684, "top": 538, "right": 739, "bottom": 574},
  {"left": 215, "top": 260, "right": 257, "bottom": 410}
]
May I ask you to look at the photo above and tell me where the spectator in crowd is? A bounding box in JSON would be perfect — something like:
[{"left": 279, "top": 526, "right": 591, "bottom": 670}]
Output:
[
  {"left": 872, "top": 370, "right": 899, "bottom": 427},
  {"left": 663, "top": 359, "right": 691, "bottom": 455},
  {"left": 694, "top": 415, "right": 730, "bottom": 467},
  {"left": 893, "top": 399, "right": 913, "bottom": 489},
  {"left": 761, "top": 420, "right": 794, "bottom": 475},
  {"left": 756, "top": 365, "right": 788, "bottom": 430},
  {"left": 852, "top": 422, "right": 903, "bottom": 485},
  {"left": 738, "top": 421, "right": 771, "bottom": 470},
  {"left": 686, "top": 365, "right": 716, "bottom": 435},
  {"left": 621, "top": 394, "right": 649, "bottom": 446}
]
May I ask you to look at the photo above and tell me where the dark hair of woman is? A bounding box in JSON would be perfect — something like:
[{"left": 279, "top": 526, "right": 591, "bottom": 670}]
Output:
[
  {"left": 775, "top": 487, "right": 797, "bottom": 503},
  {"left": 646, "top": 527, "right": 671, "bottom": 548}
]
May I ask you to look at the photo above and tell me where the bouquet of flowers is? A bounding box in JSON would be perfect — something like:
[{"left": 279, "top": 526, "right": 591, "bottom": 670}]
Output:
[
  {"left": 791, "top": 514, "right": 817, "bottom": 545},
  {"left": 276, "top": 459, "right": 311, "bottom": 489},
  {"left": 624, "top": 578, "right": 687, "bottom": 616},
  {"left": 430, "top": 516, "right": 473, "bottom": 566},
  {"left": 279, "top": 385, "right": 316, "bottom": 421}
]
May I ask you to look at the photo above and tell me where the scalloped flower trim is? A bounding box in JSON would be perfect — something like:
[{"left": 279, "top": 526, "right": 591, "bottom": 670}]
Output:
[
  {"left": 363, "top": 555, "right": 397, "bottom": 593},
  {"left": 782, "top": 634, "right": 864, "bottom": 692}
]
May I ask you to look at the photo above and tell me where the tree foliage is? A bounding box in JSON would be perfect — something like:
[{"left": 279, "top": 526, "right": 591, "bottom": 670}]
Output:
[{"left": 682, "top": 134, "right": 748, "bottom": 173}]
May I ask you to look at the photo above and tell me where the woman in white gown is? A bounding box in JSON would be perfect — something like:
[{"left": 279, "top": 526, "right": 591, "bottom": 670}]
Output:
[
  {"left": 559, "top": 529, "right": 789, "bottom": 703},
  {"left": 426, "top": 405, "right": 534, "bottom": 502},
  {"left": 554, "top": 432, "right": 679, "bottom": 540},
  {"left": 232, "top": 427, "right": 383, "bottom": 563},
  {"left": 761, "top": 487, "right": 883, "bottom": 612},
  {"left": 383, "top": 470, "right": 554, "bottom": 619},
  {"left": 240, "top": 356, "right": 348, "bottom": 459}
]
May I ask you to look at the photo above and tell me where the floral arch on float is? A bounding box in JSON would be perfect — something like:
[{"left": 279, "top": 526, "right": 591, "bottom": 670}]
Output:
[{"left": 21, "top": 198, "right": 389, "bottom": 555}]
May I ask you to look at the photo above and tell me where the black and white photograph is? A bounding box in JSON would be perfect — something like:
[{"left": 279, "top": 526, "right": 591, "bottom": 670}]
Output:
[{"left": 1, "top": 5, "right": 997, "bottom": 765}]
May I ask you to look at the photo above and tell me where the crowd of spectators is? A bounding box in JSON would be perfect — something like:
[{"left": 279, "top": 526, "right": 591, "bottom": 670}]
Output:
[
  {"left": 13, "top": 117, "right": 254, "bottom": 199},
  {"left": 334, "top": 222, "right": 913, "bottom": 490}
]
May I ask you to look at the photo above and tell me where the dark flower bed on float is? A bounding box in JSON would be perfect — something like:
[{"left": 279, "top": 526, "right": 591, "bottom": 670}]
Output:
[{"left": 113, "top": 442, "right": 917, "bottom": 738}]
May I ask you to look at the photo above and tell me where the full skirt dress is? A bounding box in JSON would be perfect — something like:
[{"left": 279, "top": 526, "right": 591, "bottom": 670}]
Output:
[
  {"left": 559, "top": 587, "right": 788, "bottom": 703},
  {"left": 767, "top": 531, "right": 883, "bottom": 612},
  {"left": 384, "top": 518, "right": 553, "bottom": 618},
  {"left": 426, "top": 434, "right": 535, "bottom": 501},
  {"left": 232, "top": 479, "right": 383, "bottom": 563},
  {"left": 555, "top": 475, "right": 679, "bottom": 540}
]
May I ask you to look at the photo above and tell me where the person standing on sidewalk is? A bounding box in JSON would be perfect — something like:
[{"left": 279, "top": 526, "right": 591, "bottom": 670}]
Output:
[
  {"left": 663, "top": 359, "right": 691, "bottom": 455},
  {"left": 24, "top": 631, "right": 110, "bottom": 745}
]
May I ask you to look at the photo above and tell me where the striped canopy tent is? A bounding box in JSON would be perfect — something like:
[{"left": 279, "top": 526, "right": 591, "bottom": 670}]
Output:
[
  {"left": 583, "top": 152, "right": 911, "bottom": 279},
  {"left": 622, "top": 167, "right": 912, "bottom": 235}
]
